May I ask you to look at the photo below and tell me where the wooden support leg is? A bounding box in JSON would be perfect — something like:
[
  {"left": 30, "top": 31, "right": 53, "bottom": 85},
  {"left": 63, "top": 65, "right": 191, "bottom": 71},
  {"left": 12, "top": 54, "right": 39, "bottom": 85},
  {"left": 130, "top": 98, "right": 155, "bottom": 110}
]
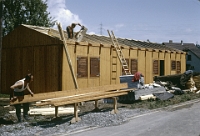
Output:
[
  {"left": 71, "top": 103, "right": 81, "bottom": 123},
  {"left": 93, "top": 100, "right": 100, "bottom": 112},
  {"left": 111, "top": 97, "right": 119, "bottom": 114},
  {"left": 55, "top": 106, "right": 59, "bottom": 118}
]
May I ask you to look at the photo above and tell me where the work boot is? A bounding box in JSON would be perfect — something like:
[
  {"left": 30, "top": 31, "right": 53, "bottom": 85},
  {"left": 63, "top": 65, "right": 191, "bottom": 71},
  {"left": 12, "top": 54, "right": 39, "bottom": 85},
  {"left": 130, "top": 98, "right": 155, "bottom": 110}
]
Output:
[
  {"left": 16, "top": 116, "right": 22, "bottom": 123},
  {"left": 23, "top": 115, "right": 30, "bottom": 121}
]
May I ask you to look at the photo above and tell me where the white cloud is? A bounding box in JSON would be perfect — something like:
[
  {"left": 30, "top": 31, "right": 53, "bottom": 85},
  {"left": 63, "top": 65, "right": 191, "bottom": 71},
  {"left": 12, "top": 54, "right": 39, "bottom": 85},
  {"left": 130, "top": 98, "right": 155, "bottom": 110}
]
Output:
[{"left": 46, "top": 0, "right": 82, "bottom": 31}]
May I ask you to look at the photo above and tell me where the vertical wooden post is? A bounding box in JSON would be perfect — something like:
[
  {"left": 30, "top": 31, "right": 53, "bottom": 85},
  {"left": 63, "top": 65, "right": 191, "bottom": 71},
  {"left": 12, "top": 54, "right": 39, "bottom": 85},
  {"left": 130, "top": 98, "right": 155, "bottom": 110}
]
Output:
[
  {"left": 55, "top": 106, "right": 58, "bottom": 118},
  {"left": 57, "top": 22, "right": 79, "bottom": 89},
  {"left": 95, "top": 100, "right": 98, "bottom": 109},
  {"left": 111, "top": 97, "right": 118, "bottom": 114},
  {"left": 71, "top": 103, "right": 81, "bottom": 123}
]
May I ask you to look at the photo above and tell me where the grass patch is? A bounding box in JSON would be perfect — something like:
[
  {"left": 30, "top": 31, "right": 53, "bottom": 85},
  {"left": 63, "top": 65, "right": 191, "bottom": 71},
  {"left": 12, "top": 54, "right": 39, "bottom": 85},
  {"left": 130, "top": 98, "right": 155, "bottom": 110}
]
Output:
[
  {"left": 0, "top": 93, "right": 9, "bottom": 98},
  {"left": 130, "top": 92, "right": 200, "bottom": 110}
]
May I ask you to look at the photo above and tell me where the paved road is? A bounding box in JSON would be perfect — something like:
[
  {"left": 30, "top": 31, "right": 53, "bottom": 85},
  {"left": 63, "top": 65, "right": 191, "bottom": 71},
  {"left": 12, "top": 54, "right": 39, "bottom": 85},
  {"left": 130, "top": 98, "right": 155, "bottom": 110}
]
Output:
[{"left": 68, "top": 100, "right": 200, "bottom": 136}]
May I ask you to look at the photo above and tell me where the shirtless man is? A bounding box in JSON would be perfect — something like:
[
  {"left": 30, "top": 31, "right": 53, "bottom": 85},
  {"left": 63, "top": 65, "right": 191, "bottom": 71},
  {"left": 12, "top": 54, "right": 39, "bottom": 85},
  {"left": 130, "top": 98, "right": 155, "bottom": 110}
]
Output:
[{"left": 10, "top": 73, "right": 34, "bottom": 122}]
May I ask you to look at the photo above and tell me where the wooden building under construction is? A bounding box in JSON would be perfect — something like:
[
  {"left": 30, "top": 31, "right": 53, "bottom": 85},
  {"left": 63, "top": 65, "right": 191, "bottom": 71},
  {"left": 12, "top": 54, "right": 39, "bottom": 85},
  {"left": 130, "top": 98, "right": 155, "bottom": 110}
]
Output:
[{"left": 1, "top": 24, "right": 186, "bottom": 94}]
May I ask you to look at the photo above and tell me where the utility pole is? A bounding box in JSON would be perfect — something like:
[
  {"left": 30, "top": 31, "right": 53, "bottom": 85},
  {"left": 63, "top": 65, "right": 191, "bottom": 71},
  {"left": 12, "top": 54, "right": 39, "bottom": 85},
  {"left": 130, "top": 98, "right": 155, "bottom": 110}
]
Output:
[{"left": 100, "top": 23, "right": 103, "bottom": 35}]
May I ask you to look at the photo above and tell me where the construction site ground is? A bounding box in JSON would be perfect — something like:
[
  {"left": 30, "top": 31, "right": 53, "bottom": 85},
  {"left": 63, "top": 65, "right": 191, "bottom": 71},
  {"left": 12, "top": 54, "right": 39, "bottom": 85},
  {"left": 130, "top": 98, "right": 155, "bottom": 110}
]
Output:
[{"left": 1, "top": 92, "right": 200, "bottom": 136}]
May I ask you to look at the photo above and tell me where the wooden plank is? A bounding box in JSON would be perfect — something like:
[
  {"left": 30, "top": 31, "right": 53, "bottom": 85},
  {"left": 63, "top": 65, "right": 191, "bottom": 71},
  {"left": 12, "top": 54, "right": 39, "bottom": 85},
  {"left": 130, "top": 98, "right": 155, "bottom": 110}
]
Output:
[
  {"left": 35, "top": 88, "right": 131, "bottom": 106},
  {"left": 57, "top": 22, "right": 78, "bottom": 89},
  {"left": 53, "top": 91, "right": 128, "bottom": 106},
  {"left": 10, "top": 83, "right": 128, "bottom": 105}
]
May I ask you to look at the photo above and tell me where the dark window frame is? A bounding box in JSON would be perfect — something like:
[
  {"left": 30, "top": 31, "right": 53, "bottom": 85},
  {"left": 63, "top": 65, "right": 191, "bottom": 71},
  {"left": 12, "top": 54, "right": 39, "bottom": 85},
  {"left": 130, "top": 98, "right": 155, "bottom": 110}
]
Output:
[
  {"left": 187, "top": 55, "right": 191, "bottom": 61},
  {"left": 131, "top": 59, "right": 138, "bottom": 75},
  {"left": 90, "top": 57, "right": 100, "bottom": 77},
  {"left": 77, "top": 57, "right": 88, "bottom": 78},
  {"left": 171, "top": 60, "right": 176, "bottom": 70},
  {"left": 153, "top": 60, "right": 159, "bottom": 74},
  {"left": 176, "top": 61, "right": 181, "bottom": 74}
]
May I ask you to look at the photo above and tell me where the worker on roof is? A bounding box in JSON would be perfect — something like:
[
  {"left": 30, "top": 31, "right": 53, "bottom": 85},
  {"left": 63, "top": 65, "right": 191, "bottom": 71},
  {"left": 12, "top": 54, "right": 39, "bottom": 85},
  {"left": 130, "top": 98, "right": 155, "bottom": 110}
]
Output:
[{"left": 66, "top": 23, "right": 82, "bottom": 39}]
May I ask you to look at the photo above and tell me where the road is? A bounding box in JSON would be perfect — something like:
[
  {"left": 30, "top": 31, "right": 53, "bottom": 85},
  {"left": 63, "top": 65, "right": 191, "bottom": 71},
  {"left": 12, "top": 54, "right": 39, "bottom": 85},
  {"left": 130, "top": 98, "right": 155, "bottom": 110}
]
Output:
[{"left": 68, "top": 100, "right": 200, "bottom": 136}]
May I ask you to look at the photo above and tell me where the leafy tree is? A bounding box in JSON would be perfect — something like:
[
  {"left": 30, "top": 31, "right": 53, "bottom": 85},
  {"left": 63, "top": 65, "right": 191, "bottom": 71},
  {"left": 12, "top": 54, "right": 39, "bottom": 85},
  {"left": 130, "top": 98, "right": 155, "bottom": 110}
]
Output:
[{"left": 2, "top": 0, "right": 56, "bottom": 36}]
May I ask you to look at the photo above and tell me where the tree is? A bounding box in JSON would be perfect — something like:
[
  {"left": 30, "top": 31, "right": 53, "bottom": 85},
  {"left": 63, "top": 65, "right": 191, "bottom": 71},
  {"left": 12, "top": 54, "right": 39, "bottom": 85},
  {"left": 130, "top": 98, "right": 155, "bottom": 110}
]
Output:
[{"left": 2, "top": 0, "right": 56, "bottom": 36}]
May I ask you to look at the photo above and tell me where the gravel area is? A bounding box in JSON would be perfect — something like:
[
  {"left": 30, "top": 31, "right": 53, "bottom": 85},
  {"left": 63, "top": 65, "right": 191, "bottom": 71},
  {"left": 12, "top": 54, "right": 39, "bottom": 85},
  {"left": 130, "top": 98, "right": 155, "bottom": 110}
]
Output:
[{"left": 0, "top": 100, "right": 151, "bottom": 136}]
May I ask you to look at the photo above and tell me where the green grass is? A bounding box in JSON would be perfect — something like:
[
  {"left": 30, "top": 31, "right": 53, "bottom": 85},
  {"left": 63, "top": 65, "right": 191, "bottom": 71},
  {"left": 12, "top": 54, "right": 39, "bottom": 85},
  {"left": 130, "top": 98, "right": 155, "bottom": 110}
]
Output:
[
  {"left": 0, "top": 93, "right": 9, "bottom": 98},
  {"left": 130, "top": 92, "right": 200, "bottom": 110}
]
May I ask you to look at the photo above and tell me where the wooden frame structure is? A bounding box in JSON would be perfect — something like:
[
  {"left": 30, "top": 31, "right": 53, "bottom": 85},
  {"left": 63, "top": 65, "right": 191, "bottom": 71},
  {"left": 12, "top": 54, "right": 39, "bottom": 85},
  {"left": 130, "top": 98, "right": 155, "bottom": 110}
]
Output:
[{"left": 1, "top": 24, "right": 186, "bottom": 95}]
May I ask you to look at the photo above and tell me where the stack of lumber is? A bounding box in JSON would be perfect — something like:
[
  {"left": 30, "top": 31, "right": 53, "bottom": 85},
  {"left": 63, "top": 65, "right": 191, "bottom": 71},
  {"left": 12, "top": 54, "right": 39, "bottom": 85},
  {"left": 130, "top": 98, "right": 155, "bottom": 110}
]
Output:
[{"left": 9, "top": 107, "right": 77, "bottom": 116}]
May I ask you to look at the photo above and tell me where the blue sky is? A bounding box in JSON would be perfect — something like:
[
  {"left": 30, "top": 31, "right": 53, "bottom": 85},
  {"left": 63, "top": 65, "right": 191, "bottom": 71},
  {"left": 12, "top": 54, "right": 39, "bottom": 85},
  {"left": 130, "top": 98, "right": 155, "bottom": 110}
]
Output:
[{"left": 47, "top": 0, "right": 200, "bottom": 44}]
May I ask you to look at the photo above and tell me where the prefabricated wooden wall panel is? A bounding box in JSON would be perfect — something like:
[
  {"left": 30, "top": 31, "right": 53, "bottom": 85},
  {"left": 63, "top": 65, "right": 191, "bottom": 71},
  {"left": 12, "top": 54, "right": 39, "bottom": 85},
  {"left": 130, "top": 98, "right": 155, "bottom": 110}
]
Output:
[
  {"left": 130, "top": 49, "right": 138, "bottom": 58},
  {"left": 164, "top": 52, "right": 171, "bottom": 75},
  {"left": 170, "top": 52, "right": 176, "bottom": 75},
  {"left": 145, "top": 51, "right": 153, "bottom": 83},
  {"left": 181, "top": 54, "right": 186, "bottom": 72},
  {"left": 45, "top": 45, "right": 62, "bottom": 92},
  {"left": 152, "top": 52, "right": 158, "bottom": 59},
  {"left": 171, "top": 53, "right": 176, "bottom": 60},
  {"left": 1, "top": 50, "right": 7, "bottom": 94},
  {"left": 62, "top": 44, "right": 76, "bottom": 90},
  {"left": 137, "top": 50, "right": 146, "bottom": 77},
  {"left": 76, "top": 45, "right": 88, "bottom": 89},
  {"left": 159, "top": 52, "right": 165, "bottom": 60},
  {"left": 100, "top": 47, "right": 111, "bottom": 86},
  {"left": 22, "top": 47, "right": 34, "bottom": 94},
  {"left": 88, "top": 46, "right": 100, "bottom": 87},
  {"left": 34, "top": 46, "right": 46, "bottom": 93}
]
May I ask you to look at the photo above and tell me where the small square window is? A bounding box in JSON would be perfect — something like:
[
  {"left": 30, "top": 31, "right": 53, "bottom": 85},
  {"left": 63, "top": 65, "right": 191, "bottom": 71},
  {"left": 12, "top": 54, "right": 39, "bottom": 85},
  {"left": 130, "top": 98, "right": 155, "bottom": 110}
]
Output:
[{"left": 187, "top": 55, "right": 191, "bottom": 61}]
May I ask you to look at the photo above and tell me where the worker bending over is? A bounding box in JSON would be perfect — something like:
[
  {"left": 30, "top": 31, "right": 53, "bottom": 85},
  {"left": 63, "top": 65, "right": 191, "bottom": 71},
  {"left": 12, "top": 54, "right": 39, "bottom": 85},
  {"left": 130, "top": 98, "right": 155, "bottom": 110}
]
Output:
[{"left": 66, "top": 23, "right": 82, "bottom": 39}]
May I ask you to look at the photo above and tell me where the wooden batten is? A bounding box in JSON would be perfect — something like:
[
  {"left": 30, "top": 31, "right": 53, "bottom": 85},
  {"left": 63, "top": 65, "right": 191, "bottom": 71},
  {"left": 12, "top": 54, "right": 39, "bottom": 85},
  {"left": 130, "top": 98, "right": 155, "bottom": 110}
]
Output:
[{"left": 153, "top": 49, "right": 159, "bottom": 52}]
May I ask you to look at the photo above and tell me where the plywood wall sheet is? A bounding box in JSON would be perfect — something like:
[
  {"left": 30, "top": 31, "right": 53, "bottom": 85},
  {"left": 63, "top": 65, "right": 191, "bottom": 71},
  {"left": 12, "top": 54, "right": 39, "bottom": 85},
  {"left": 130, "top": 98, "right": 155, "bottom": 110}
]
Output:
[
  {"left": 88, "top": 46, "right": 99, "bottom": 56},
  {"left": 88, "top": 78, "right": 100, "bottom": 87},
  {"left": 2, "top": 48, "right": 23, "bottom": 94},
  {"left": 45, "top": 46, "right": 60, "bottom": 92},
  {"left": 176, "top": 53, "right": 181, "bottom": 61},
  {"left": 138, "top": 50, "right": 146, "bottom": 75},
  {"left": 159, "top": 52, "right": 164, "bottom": 60},
  {"left": 77, "top": 78, "right": 88, "bottom": 88},
  {"left": 62, "top": 47, "right": 74, "bottom": 90},
  {"left": 34, "top": 46, "right": 46, "bottom": 93},
  {"left": 145, "top": 51, "right": 153, "bottom": 83},
  {"left": 12, "top": 48, "right": 23, "bottom": 83},
  {"left": 100, "top": 48, "right": 111, "bottom": 86},
  {"left": 76, "top": 45, "right": 87, "bottom": 56},
  {"left": 181, "top": 54, "right": 186, "bottom": 72},
  {"left": 171, "top": 53, "right": 176, "bottom": 60},
  {"left": 1, "top": 50, "right": 7, "bottom": 94},
  {"left": 152, "top": 52, "right": 158, "bottom": 59},
  {"left": 121, "top": 48, "right": 129, "bottom": 58},
  {"left": 164, "top": 52, "right": 171, "bottom": 75},
  {"left": 22, "top": 47, "right": 34, "bottom": 94},
  {"left": 130, "top": 49, "right": 138, "bottom": 58}
]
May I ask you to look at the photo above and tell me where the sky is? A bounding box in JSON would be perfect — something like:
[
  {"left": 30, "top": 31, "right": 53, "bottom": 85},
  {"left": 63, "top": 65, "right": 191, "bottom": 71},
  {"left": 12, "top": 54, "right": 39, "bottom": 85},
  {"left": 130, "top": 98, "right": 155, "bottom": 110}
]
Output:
[{"left": 46, "top": 0, "right": 200, "bottom": 44}]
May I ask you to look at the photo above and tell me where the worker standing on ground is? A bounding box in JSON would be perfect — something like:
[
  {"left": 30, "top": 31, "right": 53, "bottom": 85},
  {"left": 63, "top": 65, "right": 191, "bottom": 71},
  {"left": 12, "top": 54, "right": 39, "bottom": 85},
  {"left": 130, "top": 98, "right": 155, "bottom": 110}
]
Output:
[
  {"left": 66, "top": 23, "right": 82, "bottom": 39},
  {"left": 10, "top": 73, "right": 34, "bottom": 122}
]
